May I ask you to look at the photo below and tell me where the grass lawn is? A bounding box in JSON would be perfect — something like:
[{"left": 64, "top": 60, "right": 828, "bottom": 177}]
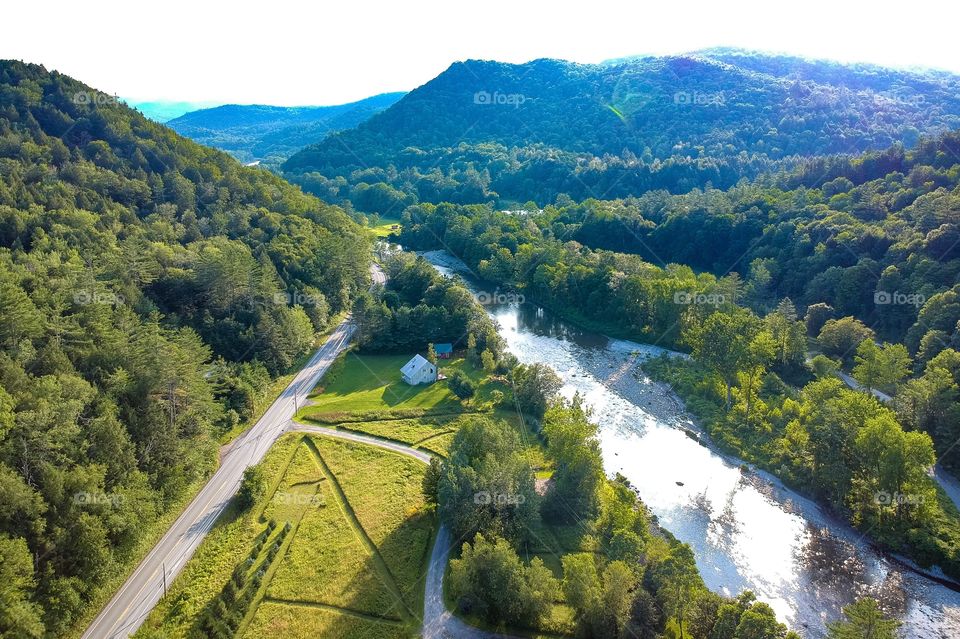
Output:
[
  {"left": 301, "top": 351, "right": 550, "bottom": 473},
  {"left": 369, "top": 217, "right": 402, "bottom": 238},
  {"left": 133, "top": 434, "right": 431, "bottom": 639},
  {"left": 246, "top": 602, "right": 405, "bottom": 639},
  {"left": 294, "top": 351, "right": 573, "bottom": 636},
  {"left": 301, "top": 351, "right": 504, "bottom": 421}
]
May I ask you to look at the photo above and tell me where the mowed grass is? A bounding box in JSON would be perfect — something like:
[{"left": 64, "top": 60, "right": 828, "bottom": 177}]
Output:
[
  {"left": 369, "top": 217, "right": 402, "bottom": 238},
  {"left": 314, "top": 438, "right": 434, "bottom": 613},
  {"left": 246, "top": 602, "right": 404, "bottom": 639},
  {"left": 264, "top": 438, "right": 429, "bottom": 614},
  {"left": 302, "top": 352, "right": 503, "bottom": 420},
  {"left": 331, "top": 415, "right": 461, "bottom": 448},
  {"left": 134, "top": 433, "right": 431, "bottom": 639}
]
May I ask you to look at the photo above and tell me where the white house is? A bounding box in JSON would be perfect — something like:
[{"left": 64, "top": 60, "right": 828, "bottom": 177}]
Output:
[{"left": 400, "top": 354, "right": 437, "bottom": 385}]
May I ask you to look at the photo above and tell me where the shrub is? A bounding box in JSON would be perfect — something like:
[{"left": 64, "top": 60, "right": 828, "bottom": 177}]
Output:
[
  {"left": 448, "top": 370, "right": 476, "bottom": 399},
  {"left": 237, "top": 464, "right": 266, "bottom": 510}
]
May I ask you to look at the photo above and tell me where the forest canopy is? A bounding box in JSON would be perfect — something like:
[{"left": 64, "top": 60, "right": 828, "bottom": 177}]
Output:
[{"left": 0, "top": 60, "right": 370, "bottom": 636}]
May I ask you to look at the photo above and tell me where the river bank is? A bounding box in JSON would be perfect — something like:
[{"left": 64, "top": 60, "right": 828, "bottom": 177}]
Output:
[{"left": 420, "top": 248, "right": 960, "bottom": 638}]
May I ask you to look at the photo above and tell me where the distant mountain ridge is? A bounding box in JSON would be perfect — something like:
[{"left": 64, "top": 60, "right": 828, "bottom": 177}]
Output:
[
  {"left": 167, "top": 92, "right": 405, "bottom": 165},
  {"left": 128, "top": 100, "right": 223, "bottom": 122},
  {"left": 282, "top": 51, "right": 960, "bottom": 206}
]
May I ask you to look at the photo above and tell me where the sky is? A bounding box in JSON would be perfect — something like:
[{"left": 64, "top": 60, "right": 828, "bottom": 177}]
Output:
[{"left": 4, "top": 0, "right": 959, "bottom": 106}]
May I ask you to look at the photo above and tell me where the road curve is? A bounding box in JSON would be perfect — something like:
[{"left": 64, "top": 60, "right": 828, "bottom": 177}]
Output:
[
  {"left": 82, "top": 321, "right": 355, "bottom": 639},
  {"left": 293, "top": 424, "right": 522, "bottom": 639}
]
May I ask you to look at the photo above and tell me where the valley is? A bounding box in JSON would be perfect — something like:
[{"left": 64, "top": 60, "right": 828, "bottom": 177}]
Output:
[{"left": 3, "top": 16, "right": 960, "bottom": 639}]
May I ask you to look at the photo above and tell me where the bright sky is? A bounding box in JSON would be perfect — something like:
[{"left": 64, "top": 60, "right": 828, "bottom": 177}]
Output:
[{"left": 4, "top": 0, "right": 959, "bottom": 106}]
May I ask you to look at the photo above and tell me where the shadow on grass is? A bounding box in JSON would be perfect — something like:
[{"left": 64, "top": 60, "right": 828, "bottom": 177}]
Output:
[{"left": 241, "top": 436, "right": 437, "bottom": 638}]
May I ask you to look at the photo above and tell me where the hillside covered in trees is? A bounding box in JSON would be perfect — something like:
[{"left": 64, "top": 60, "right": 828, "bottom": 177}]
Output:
[
  {"left": 166, "top": 92, "right": 405, "bottom": 166},
  {"left": 283, "top": 50, "right": 960, "bottom": 208},
  {"left": 393, "top": 129, "right": 960, "bottom": 577},
  {"left": 0, "top": 60, "right": 370, "bottom": 636}
]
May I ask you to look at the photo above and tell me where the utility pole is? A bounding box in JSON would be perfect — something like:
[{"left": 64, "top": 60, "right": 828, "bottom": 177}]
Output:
[{"left": 162, "top": 562, "right": 167, "bottom": 598}]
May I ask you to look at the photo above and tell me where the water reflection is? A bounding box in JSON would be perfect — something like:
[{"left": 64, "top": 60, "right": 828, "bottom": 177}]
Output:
[{"left": 421, "top": 250, "right": 960, "bottom": 638}]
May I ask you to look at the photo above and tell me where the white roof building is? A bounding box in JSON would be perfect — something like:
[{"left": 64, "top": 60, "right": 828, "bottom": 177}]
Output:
[{"left": 400, "top": 354, "right": 437, "bottom": 385}]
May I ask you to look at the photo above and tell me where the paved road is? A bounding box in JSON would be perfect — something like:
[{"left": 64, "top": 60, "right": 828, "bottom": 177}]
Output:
[
  {"left": 294, "top": 424, "right": 520, "bottom": 639},
  {"left": 837, "top": 370, "right": 893, "bottom": 403},
  {"left": 371, "top": 261, "right": 386, "bottom": 287},
  {"left": 83, "top": 321, "right": 355, "bottom": 639}
]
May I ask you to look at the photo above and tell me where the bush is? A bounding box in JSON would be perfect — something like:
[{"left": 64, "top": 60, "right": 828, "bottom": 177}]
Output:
[
  {"left": 237, "top": 464, "right": 266, "bottom": 510},
  {"left": 448, "top": 369, "right": 476, "bottom": 399}
]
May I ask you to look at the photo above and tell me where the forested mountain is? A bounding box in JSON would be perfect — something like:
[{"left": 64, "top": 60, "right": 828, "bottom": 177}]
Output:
[
  {"left": 166, "top": 92, "right": 405, "bottom": 166},
  {"left": 0, "top": 60, "right": 369, "bottom": 636},
  {"left": 283, "top": 51, "right": 960, "bottom": 209}
]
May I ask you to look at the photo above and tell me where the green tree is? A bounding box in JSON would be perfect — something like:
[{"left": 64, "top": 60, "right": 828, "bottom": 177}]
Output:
[
  {"left": 809, "top": 354, "right": 841, "bottom": 379},
  {"left": 765, "top": 299, "right": 807, "bottom": 368},
  {"left": 804, "top": 302, "right": 835, "bottom": 337},
  {"left": 649, "top": 545, "right": 701, "bottom": 639},
  {"left": 237, "top": 465, "right": 266, "bottom": 510},
  {"left": 561, "top": 553, "right": 601, "bottom": 618},
  {"left": 851, "top": 414, "right": 935, "bottom": 529},
  {"left": 852, "top": 341, "right": 911, "bottom": 394},
  {"left": 511, "top": 363, "right": 563, "bottom": 418},
  {"left": 422, "top": 458, "right": 442, "bottom": 505},
  {"left": 541, "top": 397, "right": 604, "bottom": 523},
  {"left": 739, "top": 330, "right": 776, "bottom": 426},
  {"left": 0, "top": 535, "right": 44, "bottom": 638},
  {"left": 827, "top": 598, "right": 900, "bottom": 639},
  {"left": 599, "top": 561, "right": 636, "bottom": 637},
  {"left": 438, "top": 418, "right": 539, "bottom": 545},
  {"left": 735, "top": 601, "right": 789, "bottom": 639},
  {"left": 449, "top": 533, "right": 557, "bottom": 626},
  {"left": 687, "top": 310, "right": 763, "bottom": 409},
  {"left": 817, "top": 317, "right": 875, "bottom": 362},
  {"left": 448, "top": 369, "right": 476, "bottom": 400}
]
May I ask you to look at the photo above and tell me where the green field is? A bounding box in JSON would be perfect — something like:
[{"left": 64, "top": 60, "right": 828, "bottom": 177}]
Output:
[
  {"left": 302, "top": 352, "right": 502, "bottom": 419},
  {"left": 135, "top": 349, "right": 563, "bottom": 639},
  {"left": 368, "top": 217, "right": 402, "bottom": 238},
  {"left": 134, "top": 435, "right": 432, "bottom": 639},
  {"left": 299, "top": 352, "right": 575, "bottom": 636}
]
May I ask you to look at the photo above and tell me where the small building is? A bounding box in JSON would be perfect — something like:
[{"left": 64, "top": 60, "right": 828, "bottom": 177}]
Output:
[
  {"left": 434, "top": 343, "right": 454, "bottom": 359},
  {"left": 400, "top": 354, "right": 438, "bottom": 385}
]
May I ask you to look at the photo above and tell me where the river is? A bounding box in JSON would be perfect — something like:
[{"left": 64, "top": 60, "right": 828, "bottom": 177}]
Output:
[{"left": 421, "top": 249, "right": 960, "bottom": 639}]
